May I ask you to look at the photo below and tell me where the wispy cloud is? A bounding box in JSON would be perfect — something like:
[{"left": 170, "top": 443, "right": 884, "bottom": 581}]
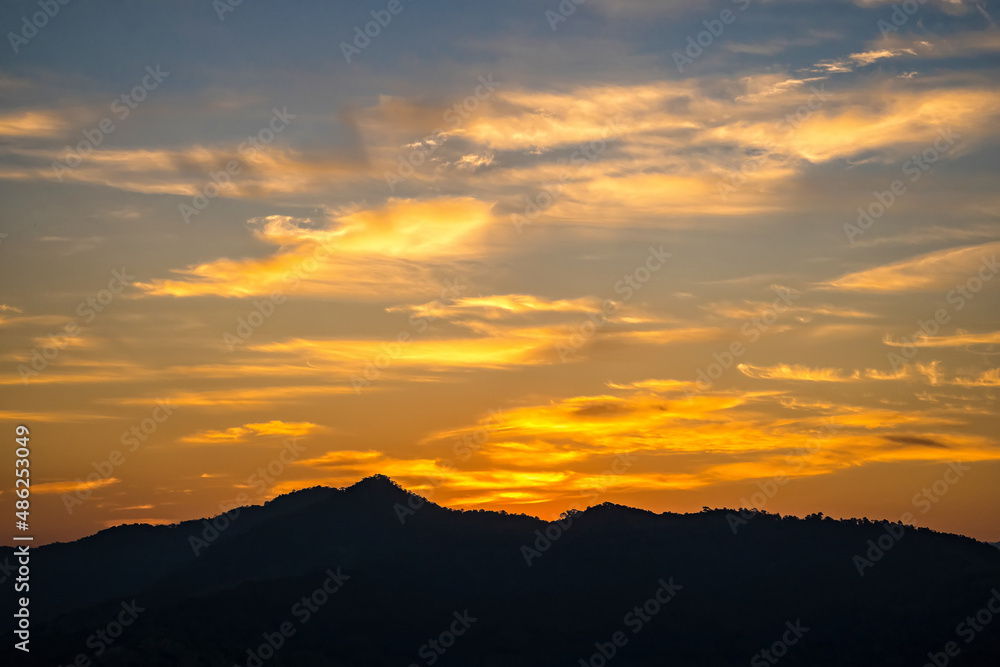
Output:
[
  {"left": 823, "top": 242, "right": 1000, "bottom": 292},
  {"left": 180, "top": 420, "right": 321, "bottom": 444},
  {"left": 0, "top": 109, "right": 73, "bottom": 138},
  {"left": 32, "top": 477, "right": 119, "bottom": 495},
  {"left": 738, "top": 362, "right": 912, "bottom": 382},
  {"left": 137, "top": 198, "right": 495, "bottom": 299},
  {"left": 883, "top": 330, "right": 1000, "bottom": 347}
]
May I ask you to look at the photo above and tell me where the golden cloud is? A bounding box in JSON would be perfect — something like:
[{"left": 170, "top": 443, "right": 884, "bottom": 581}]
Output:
[
  {"left": 953, "top": 369, "right": 1000, "bottom": 387},
  {"left": 137, "top": 197, "right": 495, "bottom": 298},
  {"left": 274, "top": 378, "right": 1000, "bottom": 514},
  {"left": 180, "top": 420, "right": 321, "bottom": 444},
  {"left": 32, "top": 477, "right": 120, "bottom": 495},
  {"left": 389, "top": 294, "right": 604, "bottom": 320},
  {"left": 0, "top": 109, "right": 71, "bottom": 138},
  {"left": 823, "top": 242, "right": 1000, "bottom": 292},
  {"left": 738, "top": 363, "right": 857, "bottom": 382},
  {"left": 111, "top": 385, "right": 355, "bottom": 408},
  {"left": 884, "top": 330, "right": 1000, "bottom": 348}
]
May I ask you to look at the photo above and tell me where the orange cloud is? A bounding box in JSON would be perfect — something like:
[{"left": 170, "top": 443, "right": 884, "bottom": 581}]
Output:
[
  {"left": 823, "top": 242, "right": 1000, "bottom": 292},
  {"left": 180, "top": 420, "right": 321, "bottom": 444},
  {"left": 137, "top": 197, "right": 495, "bottom": 299},
  {"left": 252, "top": 330, "right": 558, "bottom": 371},
  {"left": 111, "top": 385, "right": 356, "bottom": 408},
  {"left": 273, "top": 378, "right": 1000, "bottom": 514},
  {"left": 32, "top": 477, "right": 119, "bottom": 495},
  {"left": 0, "top": 410, "right": 115, "bottom": 422},
  {"left": 0, "top": 109, "right": 71, "bottom": 137},
  {"left": 884, "top": 330, "right": 1000, "bottom": 348},
  {"left": 953, "top": 369, "right": 1000, "bottom": 387},
  {"left": 295, "top": 450, "right": 383, "bottom": 466},
  {"left": 390, "top": 294, "right": 604, "bottom": 319},
  {"left": 738, "top": 363, "right": 856, "bottom": 382},
  {"left": 251, "top": 320, "right": 719, "bottom": 379},
  {"left": 606, "top": 379, "right": 701, "bottom": 393},
  {"left": 738, "top": 363, "right": 916, "bottom": 383}
]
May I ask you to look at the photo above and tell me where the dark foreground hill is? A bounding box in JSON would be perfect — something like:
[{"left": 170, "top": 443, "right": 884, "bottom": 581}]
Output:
[{"left": 4, "top": 475, "right": 1000, "bottom": 666}]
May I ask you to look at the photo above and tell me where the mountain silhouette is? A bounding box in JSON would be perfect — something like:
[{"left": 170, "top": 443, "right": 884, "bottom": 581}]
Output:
[{"left": 4, "top": 475, "right": 1000, "bottom": 666}]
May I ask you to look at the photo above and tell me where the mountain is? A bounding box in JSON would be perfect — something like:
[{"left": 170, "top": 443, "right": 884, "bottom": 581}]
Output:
[{"left": 4, "top": 475, "right": 1000, "bottom": 666}]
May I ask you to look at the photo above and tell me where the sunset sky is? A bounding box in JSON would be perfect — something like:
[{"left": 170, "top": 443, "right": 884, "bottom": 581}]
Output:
[{"left": 1, "top": 0, "right": 998, "bottom": 545}]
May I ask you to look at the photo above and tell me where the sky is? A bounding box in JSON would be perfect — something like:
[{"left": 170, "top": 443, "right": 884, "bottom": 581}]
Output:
[{"left": 1, "top": 0, "right": 998, "bottom": 545}]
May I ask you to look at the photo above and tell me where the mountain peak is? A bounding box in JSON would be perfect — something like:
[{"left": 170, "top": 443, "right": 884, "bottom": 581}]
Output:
[
  {"left": 343, "top": 474, "right": 413, "bottom": 502},
  {"left": 349, "top": 473, "right": 402, "bottom": 489}
]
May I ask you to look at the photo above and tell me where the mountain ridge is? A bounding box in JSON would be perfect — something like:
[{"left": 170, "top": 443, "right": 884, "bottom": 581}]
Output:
[
  {"left": 4, "top": 475, "right": 1000, "bottom": 665},
  {"left": 16, "top": 473, "right": 996, "bottom": 549}
]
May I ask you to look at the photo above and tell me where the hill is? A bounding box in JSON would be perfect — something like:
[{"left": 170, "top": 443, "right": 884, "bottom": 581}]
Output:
[{"left": 3, "top": 475, "right": 999, "bottom": 666}]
